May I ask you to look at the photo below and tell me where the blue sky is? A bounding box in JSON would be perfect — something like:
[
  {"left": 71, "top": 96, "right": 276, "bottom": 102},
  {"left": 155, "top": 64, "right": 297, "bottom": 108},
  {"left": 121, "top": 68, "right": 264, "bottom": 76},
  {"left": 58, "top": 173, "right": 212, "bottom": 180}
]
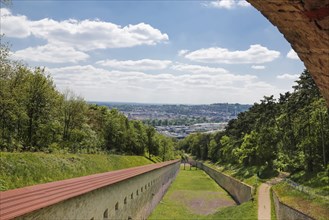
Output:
[{"left": 1, "top": 0, "right": 305, "bottom": 104}]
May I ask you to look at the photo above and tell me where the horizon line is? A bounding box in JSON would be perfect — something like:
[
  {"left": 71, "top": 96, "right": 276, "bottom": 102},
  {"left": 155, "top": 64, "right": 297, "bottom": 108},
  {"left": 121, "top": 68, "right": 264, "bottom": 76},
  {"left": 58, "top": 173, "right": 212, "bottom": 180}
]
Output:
[{"left": 87, "top": 100, "right": 253, "bottom": 106}]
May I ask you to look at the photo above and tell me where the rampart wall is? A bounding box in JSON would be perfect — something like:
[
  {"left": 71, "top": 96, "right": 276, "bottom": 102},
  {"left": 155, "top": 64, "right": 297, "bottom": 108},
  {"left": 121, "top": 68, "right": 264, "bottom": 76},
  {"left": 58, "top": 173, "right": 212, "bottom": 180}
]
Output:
[
  {"left": 272, "top": 190, "right": 314, "bottom": 220},
  {"left": 196, "top": 161, "right": 254, "bottom": 204},
  {"left": 0, "top": 160, "right": 180, "bottom": 220}
]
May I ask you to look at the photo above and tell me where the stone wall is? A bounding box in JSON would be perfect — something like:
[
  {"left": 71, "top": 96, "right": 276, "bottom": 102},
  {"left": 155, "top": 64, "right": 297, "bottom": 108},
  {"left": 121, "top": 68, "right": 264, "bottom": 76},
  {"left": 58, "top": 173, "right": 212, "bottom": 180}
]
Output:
[
  {"left": 272, "top": 190, "right": 314, "bottom": 220},
  {"left": 196, "top": 162, "right": 254, "bottom": 204},
  {"left": 247, "top": 0, "right": 329, "bottom": 107},
  {"left": 17, "top": 161, "right": 180, "bottom": 220}
]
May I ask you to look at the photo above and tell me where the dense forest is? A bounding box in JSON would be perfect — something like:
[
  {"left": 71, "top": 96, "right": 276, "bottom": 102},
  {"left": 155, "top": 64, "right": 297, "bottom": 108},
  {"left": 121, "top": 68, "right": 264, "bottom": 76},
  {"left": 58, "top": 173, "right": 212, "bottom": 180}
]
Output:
[
  {"left": 179, "top": 70, "right": 329, "bottom": 174},
  {"left": 0, "top": 41, "right": 176, "bottom": 161}
]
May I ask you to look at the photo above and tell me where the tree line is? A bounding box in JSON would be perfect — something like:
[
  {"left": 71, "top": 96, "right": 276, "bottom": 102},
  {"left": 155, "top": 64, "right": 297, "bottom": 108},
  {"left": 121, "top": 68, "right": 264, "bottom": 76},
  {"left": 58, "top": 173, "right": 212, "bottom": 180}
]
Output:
[
  {"left": 0, "top": 42, "right": 175, "bottom": 160},
  {"left": 179, "top": 70, "right": 329, "bottom": 173}
]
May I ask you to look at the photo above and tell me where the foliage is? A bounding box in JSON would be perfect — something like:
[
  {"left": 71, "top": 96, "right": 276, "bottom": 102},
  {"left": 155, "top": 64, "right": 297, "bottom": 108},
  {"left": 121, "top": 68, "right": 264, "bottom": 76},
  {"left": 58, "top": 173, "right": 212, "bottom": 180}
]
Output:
[
  {"left": 179, "top": 70, "right": 329, "bottom": 177},
  {"left": 0, "top": 41, "right": 176, "bottom": 160}
]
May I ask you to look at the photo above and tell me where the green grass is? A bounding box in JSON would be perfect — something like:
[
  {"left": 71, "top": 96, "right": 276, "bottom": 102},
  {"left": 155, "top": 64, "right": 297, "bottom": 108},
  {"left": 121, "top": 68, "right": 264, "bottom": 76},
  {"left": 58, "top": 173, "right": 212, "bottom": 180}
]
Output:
[
  {"left": 148, "top": 155, "right": 163, "bottom": 163},
  {"left": 289, "top": 170, "right": 329, "bottom": 196},
  {"left": 272, "top": 182, "right": 329, "bottom": 220},
  {"left": 270, "top": 188, "right": 277, "bottom": 220},
  {"left": 149, "top": 165, "right": 257, "bottom": 219},
  {"left": 209, "top": 200, "right": 257, "bottom": 220},
  {"left": 204, "top": 161, "right": 259, "bottom": 188},
  {"left": 0, "top": 152, "right": 152, "bottom": 191}
]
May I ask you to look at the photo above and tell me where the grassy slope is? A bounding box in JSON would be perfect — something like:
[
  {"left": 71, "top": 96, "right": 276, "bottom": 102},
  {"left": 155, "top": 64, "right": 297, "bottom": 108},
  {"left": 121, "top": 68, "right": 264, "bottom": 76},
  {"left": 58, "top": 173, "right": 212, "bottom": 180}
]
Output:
[
  {"left": 0, "top": 152, "right": 152, "bottom": 191},
  {"left": 149, "top": 166, "right": 257, "bottom": 220},
  {"left": 289, "top": 170, "right": 329, "bottom": 196},
  {"left": 204, "top": 161, "right": 259, "bottom": 187},
  {"left": 278, "top": 170, "right": 329, "bottom": 220},
  {"left": 148, "top": 155, "right": 163, "bottom": 163},
  {"left": 272, "top": 182, "right": 329, "bottom": 220}
]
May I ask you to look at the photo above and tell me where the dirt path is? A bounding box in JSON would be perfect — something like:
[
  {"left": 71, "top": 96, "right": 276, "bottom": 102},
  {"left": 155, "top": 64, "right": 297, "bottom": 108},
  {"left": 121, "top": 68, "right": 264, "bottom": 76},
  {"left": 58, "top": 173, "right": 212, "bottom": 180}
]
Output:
[
  {"left": 258, "top": 183, "right": 271, "bottom": 220},
  {"left": 257, "top": 172, "right": 289, "bottom": 220}
]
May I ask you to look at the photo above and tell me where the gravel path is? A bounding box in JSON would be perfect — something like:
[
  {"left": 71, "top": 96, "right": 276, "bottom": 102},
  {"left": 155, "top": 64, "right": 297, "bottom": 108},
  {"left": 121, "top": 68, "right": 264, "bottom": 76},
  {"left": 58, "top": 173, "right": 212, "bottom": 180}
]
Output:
[
  {"left": 258, "top": 183, "right": 271, "bottom": 220},
  {"left": 257, "top": 172, "right": 289, "bottom": 220}
]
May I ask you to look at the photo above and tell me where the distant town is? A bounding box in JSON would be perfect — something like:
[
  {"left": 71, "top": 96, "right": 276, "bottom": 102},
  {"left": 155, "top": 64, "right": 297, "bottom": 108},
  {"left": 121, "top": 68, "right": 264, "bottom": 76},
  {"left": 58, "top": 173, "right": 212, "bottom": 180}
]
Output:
[{"left": 90, "top": 102, "right": 251, "bottom": 138}]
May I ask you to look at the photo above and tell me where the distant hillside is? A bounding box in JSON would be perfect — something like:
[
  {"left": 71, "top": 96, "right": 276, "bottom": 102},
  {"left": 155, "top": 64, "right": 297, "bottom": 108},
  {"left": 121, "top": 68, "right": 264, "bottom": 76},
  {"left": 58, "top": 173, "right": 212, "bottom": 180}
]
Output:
[{"left": 89, "top": 102, "right": 252, "bottom": 124}]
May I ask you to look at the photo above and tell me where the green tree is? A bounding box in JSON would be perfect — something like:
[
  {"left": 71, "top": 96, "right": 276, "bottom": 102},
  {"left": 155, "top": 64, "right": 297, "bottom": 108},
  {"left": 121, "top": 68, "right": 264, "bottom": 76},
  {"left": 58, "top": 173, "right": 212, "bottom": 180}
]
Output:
[
  {"left": 23, "top": 68, "right": 61, "bottom": 150},
  {"left": 62, "top": 91, "right": 87, "bottom": 143},
  {"left": 146, "top": 126, "right": 158, "bottom": 158},
  {"left": 236, "top": 131, "right": 258, "bottom": 166}
]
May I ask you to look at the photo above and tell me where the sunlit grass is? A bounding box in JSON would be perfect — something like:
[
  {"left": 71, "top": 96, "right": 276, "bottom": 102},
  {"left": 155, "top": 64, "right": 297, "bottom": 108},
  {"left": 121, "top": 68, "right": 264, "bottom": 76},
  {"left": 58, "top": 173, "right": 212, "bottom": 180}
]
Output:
[
  {"left": 204, "top": 161, "right": 259, "bottom": 187},
  {"left": 272, "top": 182, "right": 329, "bottom": 220},
  {"left": 209, "top": 200, "right": 257, "bottom": 220},
  {"left": 270, "top": 188, "right": 277, "bottom": 220},
  {"left": 289, "top": 170, "right": 329, "bottom": 196},
  {"left": 148, "top": 155, "right": 163, "bottom": 163},
  {"left": 0, "top": 152, "right": 152, "bottom": 191}
]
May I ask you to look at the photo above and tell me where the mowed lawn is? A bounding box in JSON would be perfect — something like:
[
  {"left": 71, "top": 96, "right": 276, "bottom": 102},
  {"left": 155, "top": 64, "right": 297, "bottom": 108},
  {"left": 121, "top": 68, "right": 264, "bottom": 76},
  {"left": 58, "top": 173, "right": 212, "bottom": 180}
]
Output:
[{"left": 149, "top": 165, "right": 241, "bottom": 219}]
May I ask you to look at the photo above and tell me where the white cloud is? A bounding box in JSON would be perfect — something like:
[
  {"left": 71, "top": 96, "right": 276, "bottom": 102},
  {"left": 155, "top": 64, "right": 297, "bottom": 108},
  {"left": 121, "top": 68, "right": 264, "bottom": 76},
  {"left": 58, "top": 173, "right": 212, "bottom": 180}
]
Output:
[
  {"left": 178, "top": 50, "right": 189, "bottom": 56},
  {"left": 182, "top": 44, "right": 280, "bottom": 64},
  {"left": 251, "top": 65, "right": 266, "bottom": 70},
  {"left": 0, "top": 8, "right": 31, "bottom": 38},
  {"left": 286, "top": 49, "right": 299, "bottom": 60},
  {"left": 208, "top": 0, "right": 235, "bottom": 9},
  {"left": 47, "top": 64, "right": 282, "bottom": 104},
  {"left": 237, "top": 1, "right": 251, "bottom": 7},
  {"left": 171, "top": 63, "right": 228, "bottom": 74},
  {"left": 96, "top": 59, "right": 172, "bottom": 71},
  {"left": 1, "top": 9, "right": 168, "bottom": 51},
  {"left": 204, "top": 0, "right": 251, "bottom": 9},
  {"left": 277, "top": 74, "right": 299, "bottom": 80},
  {"left": 13, "top": 44, "right": 89, "bottom": 63}
]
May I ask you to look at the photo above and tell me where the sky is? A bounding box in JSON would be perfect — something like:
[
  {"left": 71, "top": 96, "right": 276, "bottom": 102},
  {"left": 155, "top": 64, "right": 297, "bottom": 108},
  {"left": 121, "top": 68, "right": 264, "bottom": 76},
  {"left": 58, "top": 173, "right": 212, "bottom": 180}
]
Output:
[{"left": 0, "top": 0, "right": 305, "bottom": 104}]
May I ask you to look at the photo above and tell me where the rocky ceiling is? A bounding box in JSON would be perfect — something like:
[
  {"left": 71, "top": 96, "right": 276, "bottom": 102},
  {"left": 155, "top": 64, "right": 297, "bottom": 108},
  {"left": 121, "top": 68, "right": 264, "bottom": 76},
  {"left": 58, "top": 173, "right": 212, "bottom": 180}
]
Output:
[{"left": 247, "top": 0, "right": 329, "bottom": 106}]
